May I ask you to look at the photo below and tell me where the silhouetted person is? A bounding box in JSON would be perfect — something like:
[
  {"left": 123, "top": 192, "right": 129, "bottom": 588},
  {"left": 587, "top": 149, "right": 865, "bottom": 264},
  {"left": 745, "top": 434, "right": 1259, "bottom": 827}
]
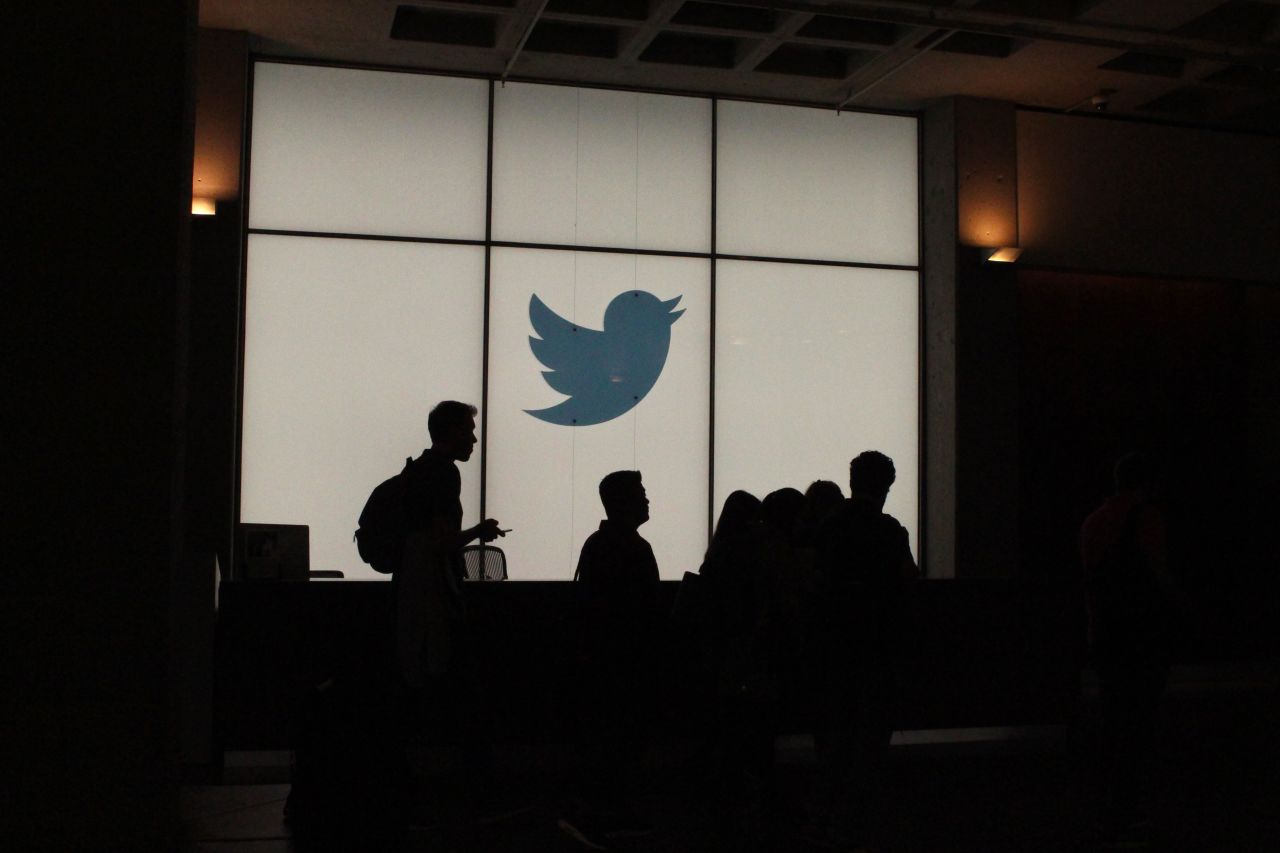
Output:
[
  {"left": 810, "top": 451, "right": 918, "bottom": 852},
  {"left": 698, "top": 490, "right": 776, "bottom": 851},
  {"left": 800, "top": 480, "right": 845, "bottom": 544},
  {"left": 560, "top": 470, "right": 662, "bottom": 848},
  {"left": 782, "top": 480, "right": 845, "bottom": 717},
  {"left": 288, "top": 401, "right": 506, "bottom": 851},
  {"left": 1080, "top": 452, "right": 1175, "bottom": 844},
  {"left": 395, "top": 401, "right": 506, "bottom": 840},
  {"left": 761, "top": 487, "right": 820, "bottom": 732},
  {"left": 761, "top": 487, "right": 805, "bottom": 547}
]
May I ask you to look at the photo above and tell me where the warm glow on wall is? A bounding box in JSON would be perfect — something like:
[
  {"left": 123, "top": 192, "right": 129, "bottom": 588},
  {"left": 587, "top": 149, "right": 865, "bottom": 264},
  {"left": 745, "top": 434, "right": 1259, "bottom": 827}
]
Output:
[
  {"left": 191, "top": 197, "right": 217, "bottom": 216},
  {"left": 954, "top": 99, "right": 1018, "bottom": 250},
  {"left": 960, "top": 212, "right": 1017, "bottom": 249}
]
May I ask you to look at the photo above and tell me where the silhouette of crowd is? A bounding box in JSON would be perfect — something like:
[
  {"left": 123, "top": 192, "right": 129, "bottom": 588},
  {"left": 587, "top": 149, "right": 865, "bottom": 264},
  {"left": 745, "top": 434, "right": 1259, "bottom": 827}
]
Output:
[
  {"left": 356, "top": 401, "right": 913, "bottom": 852},
  {"left": 284, "top": 399, "right": 1179, "bottom": 853}
]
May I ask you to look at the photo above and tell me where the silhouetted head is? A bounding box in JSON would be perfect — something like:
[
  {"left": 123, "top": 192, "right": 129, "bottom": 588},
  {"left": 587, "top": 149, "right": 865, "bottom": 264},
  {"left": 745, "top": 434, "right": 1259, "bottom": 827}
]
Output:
[
  {"left": 849, "top": 451, "right": 896, "bottom": 510},
  {"left": 428, "top": 401, "right": 478, "bottom": 462},
  {"left": 603, "top": 290, "right": 684, "bottom": 331},
  {"left": 1113, "top": 452, "right": 1152, "bottom": 495},
  {"left": 762, "top": 487, "right": 805, "bottom": 542},
  {"left": 797, "top": 479, "right": 844, "bottom": 542},
  {"left": 711, "top": 490, "right": 762, "bottom": 550},
  {"left": 804, "top": 479, "right": 844, "bottom": 519},
  {"left": 600, "top": 470, "right": 649, "bottom": 528}
]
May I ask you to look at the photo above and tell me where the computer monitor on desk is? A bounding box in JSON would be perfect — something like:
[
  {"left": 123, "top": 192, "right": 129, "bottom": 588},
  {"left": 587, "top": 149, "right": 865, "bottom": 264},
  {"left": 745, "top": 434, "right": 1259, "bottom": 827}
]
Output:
[{"left": 236, "top": 523, "right": 309, "bottom": 581}]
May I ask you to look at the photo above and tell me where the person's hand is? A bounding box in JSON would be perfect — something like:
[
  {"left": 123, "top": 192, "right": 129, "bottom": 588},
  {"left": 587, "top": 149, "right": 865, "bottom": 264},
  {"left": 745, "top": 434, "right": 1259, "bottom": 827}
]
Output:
[{"left": 475, "top": 518, "right": 507, "bottom": 543}]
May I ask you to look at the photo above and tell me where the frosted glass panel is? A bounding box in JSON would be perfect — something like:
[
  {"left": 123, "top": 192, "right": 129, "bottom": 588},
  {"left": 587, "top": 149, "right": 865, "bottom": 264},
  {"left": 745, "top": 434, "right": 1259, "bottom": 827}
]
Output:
[
  {"left": 241, "top": 235, "right": 485, "bottom": 579},
  {"left": 492, "top": 83, "right": 711, "bottom": 252},
  {"left": 486, "top": 248, "right": 710, "bottom": 580},
  {"left": 717, "top": 102, "right": 918, "bottom": 266},
  {"left": 715, "top": 261, "right": 919, "bottom": 557},
  {"left": 248, "top": 63, "right": 488, "bottom": 239}
]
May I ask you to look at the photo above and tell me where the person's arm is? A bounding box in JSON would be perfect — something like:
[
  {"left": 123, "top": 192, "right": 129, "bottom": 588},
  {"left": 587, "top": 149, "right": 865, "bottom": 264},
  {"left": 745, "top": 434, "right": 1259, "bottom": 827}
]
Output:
[{"left": 457, "top": 518, "right": 505, "bottom": 550}]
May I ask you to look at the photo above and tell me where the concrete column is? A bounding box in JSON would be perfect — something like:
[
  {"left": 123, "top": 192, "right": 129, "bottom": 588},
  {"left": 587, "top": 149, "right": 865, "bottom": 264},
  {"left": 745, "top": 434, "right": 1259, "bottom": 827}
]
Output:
[
  {"left": 922, "top": 99, "right": 958, "bottom": 579},
  {"left": 923, "top": 97, "right": 1020, "bottom": 579}
]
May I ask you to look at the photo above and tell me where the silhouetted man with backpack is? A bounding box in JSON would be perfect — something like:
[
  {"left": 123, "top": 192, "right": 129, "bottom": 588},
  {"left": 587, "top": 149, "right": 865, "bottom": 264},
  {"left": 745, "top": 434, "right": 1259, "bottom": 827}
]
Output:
[
  {"left": 395, "top": 401, "right": 503, "bottom": 686},
  {"left": 289, "top": 402, "right": 505, "bottom": 849},
  {"left": 394, "top": 401, "right": 506, "bottom": 840}
]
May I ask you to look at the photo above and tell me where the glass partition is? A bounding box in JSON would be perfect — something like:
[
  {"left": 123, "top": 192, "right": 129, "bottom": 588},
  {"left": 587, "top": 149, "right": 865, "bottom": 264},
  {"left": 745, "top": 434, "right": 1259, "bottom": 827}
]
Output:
[
  {"left": 249, "top": 63, "right": 489, "bottom": 239},
  {"left": 716, "top": 100, "right": 918, "bottom": 266},
  {"left": 241, "top": 234, "right": 485, "bottom": 579},
  {"left": 714, "top": 260, "right": 919, "bottom": 557},
  {"left": 241, "top": 62, "right": 920, "bottom": 579},
  {"left": 492, "top": 83, "right": 711, "bottom": 253},
  {"left": 485, "top": 248, "right": 710, "bottom": 579}
]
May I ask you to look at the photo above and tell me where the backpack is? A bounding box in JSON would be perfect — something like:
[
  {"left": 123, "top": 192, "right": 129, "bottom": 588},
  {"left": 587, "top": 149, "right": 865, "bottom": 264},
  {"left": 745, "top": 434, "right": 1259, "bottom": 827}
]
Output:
[{"left": 353, "top": 457, "right": 415, "bottom": 574}]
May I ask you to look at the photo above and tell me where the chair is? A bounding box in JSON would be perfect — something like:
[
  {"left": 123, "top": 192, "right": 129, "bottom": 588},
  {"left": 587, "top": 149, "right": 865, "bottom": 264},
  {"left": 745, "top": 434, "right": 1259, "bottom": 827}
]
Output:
[{"left": 461, "top": 544, "right": 507, "bottom": 581}]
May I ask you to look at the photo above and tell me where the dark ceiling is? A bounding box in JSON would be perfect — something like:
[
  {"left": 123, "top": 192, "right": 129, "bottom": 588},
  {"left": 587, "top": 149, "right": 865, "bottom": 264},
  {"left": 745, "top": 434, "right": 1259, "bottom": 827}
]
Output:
[{"left": 202, "top": 0, "right": 1280, "bottom": 132}]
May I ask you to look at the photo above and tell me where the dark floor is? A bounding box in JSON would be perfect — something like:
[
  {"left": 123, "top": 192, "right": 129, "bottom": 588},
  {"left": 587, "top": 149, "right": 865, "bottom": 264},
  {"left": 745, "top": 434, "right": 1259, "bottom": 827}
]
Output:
[{"left": 183, "top": 674, "right": 1280, "bottom": 852}]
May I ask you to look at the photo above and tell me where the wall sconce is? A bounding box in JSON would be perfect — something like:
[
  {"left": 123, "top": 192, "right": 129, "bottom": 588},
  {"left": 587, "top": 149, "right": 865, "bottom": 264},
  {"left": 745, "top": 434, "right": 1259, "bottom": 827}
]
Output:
[
  {"left": 191, "top": 197, "right": 217, "bottom": 216},
  {"left": 985, "top": 247, "right": 1022, "bottom": 263}
]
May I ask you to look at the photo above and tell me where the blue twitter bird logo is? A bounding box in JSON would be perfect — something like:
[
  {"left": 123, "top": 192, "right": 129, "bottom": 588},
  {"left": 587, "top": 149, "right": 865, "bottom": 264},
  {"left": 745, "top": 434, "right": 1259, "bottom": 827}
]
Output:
[{"left": 526, "top": 290, "right": 685, "bottom": 426}]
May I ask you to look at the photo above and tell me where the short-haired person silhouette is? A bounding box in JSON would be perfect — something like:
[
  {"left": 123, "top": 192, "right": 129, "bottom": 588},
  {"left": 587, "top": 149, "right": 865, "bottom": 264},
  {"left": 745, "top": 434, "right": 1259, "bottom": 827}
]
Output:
[
  {"left": 810, "top": 451, "right": 917, "bottom": 852},
  {"left": 560, "top": 470, "right": 662, "bottom": 848},
  {"left": 395, "top": 401, "right": 506, "bottom": 840},
  {"left": 1080, "top": 452, "right": 1176, "bottom": 844}
]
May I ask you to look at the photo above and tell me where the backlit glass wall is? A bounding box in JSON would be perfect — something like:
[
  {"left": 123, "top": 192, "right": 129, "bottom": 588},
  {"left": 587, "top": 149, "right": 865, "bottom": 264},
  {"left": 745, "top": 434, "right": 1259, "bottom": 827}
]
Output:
[{"left": 241, "top": 61, "right": 919, "bottom": 580}]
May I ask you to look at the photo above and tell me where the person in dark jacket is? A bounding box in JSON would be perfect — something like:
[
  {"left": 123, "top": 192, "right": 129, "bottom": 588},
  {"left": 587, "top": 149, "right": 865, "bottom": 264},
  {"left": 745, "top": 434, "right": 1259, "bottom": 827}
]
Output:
[
  {"left": 810, "top": 451, "right": 917, "bottom": 852},
  {"left": 396, "top": 402, "right": 506, "bottom": 839},
  {"left": 698, "top": 490, "right": 773, "bottom": 851},
  {"left": 1080, "top": 452, "right": 1177, "bottom": 845},
  {"left": 559, "top": 470, "right": 662, "bottom": 848}
]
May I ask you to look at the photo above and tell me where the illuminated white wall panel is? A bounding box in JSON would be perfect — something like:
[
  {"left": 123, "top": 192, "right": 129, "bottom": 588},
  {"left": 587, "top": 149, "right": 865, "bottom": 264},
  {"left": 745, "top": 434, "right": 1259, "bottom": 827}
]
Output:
[
  {"left": 241, "top": 62, "right": 922, "bottom": 580},
  {"left": 492, "top": 83, "right": 711, "bottom": 253},
  {"left": 241, "top": 235, "right": 484, "bottom": 579},
  {"left": 485, "top": 248, "right": 710, "bottom": 580},
  {"left": 248, "top": 63, "right": 488, "bottom": 239},
  {"left": 717, "top": 101, "right": 918, "bottom": 267},
  {"left": 714, "top": 260, "right": 919, "bottom": 557}
]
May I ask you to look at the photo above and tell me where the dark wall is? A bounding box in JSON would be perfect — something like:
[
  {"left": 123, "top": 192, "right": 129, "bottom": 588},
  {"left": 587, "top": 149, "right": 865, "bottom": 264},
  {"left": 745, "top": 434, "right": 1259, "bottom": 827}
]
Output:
[
  {"left": 955, "top": 250, "right": 1020, "bottom": 578},
  {"left": 8, "top": 4, "right": 196, "bottom": 849},
  {"left": 1018, "top": 111, "right": 1280, "bottom": 283},
  {"left": 1016, "top": 268, "right": 1280, "bottom": 659}
]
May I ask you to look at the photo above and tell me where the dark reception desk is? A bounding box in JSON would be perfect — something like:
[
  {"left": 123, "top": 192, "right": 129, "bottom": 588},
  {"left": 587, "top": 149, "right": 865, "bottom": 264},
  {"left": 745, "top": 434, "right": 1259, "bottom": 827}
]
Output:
[{"left": 216, "top": 579, "right": 1086, "bottom": 750}]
